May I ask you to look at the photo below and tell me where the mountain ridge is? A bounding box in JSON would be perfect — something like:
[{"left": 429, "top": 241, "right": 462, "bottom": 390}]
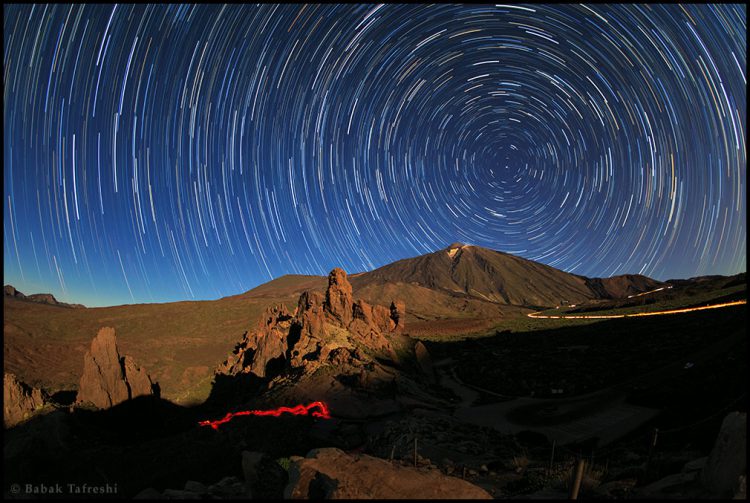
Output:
[
  {"left": 4, "top": 285, "right": 85, "bottom": 309},
  {"left": 233, "top": 244, "right": 665, "bottom": 310}
]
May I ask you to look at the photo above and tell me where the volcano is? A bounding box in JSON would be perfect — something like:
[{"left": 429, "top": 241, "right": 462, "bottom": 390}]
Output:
[{"left": 237, "top": 244, "right": 663, "bottom": 318}]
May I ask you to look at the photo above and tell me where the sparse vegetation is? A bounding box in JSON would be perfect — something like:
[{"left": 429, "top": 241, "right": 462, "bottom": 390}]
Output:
[{"left": 276, "top": 457, "right": 292, "bottom": 471}]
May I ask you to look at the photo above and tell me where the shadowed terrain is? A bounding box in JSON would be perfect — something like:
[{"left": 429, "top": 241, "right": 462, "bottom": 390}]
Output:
[{"left": 3, "top": 246, "right": 746, "bottom": 499}]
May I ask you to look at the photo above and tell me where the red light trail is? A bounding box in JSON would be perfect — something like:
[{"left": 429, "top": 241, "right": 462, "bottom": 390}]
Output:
[{"left": 198, "top": 401, "right": 332, "bottom": 430}]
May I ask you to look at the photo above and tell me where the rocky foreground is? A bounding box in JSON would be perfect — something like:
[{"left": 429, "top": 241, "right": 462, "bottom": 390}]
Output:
[
  {"left": 137, "top": 448, "right": 493, "bottom": 499},
  {"left": 4, "top": 268, "right": 746, "bottom": 499},
  {"left": 213, "top": 267, "right": 437, "bottom": 418}
]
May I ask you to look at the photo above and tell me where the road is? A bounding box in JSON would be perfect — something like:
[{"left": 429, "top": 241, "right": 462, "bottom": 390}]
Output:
[{"left": 527, "top": 299, "right": 746, "bottom": 319}]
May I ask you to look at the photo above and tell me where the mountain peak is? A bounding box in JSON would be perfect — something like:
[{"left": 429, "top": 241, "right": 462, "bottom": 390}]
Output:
[{"left": 351, "top": 245, "right": 663, "bottom": 307}]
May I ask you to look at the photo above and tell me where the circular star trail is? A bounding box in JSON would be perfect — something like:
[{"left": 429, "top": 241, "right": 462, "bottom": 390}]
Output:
[{"left": 3, "top": 4, "right": 746, "bottom": 306}]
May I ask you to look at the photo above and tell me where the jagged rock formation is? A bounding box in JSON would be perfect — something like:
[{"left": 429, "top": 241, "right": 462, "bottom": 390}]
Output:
[
  {"left": 219, "top": 268, "right": 405, "bottom": 381},
  {"left": 284, "top": 448, "right": 493, "bottom": 499},
  {"left": 324, "top": 268, "right": 353, "bottom": 326},
  {"left": 76, "top": 327, "right": 157, "bottom": 408},
  {"left": 218, "top": 305, "right": 295, "bottom": 378},
  {"left": 4, "top": 373, "right": 45, "bottom": 428}
]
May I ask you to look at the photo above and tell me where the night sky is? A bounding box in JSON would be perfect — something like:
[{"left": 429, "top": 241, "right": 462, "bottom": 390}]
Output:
[{"left": 3, "top": 4, "right": 746, "bottom": 307}]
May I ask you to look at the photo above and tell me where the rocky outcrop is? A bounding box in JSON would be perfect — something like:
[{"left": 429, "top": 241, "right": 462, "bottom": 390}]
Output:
[
  {"left": 701, "top": 411, "right": 746, "bottom": 497},
  {"left": 3, "top": 284, "right": 84, "bottom": 308},
  {"left": 324, "top": 268, "right": 353, "bottom": 326},
  {"left": 4, "top": 373, "right": 45, "bottom": 428},
  {"left": 218, "top": 305, "right": 294, "bottom": 378},
  {"left": 219, "top": 268, "right": 406, "bottom": 380},
  {"left": 284, "top": 448, "right": 492, "bottom": 499},
  {"left": 76, "top": 327, "right": 157, "bottom": 409},
  {"left": 4, "top": 285, "right": 26, "bottom": 299}
]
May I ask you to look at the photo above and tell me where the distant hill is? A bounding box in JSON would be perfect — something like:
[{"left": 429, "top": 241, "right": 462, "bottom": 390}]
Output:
[
  {"left": 666, "top": 273, "right": 746, "bottom": 290},
  {"left": 3, "top": 285, "right": 85, "bottom": 309},
  {"left": 231, "top": 274, "right": 327, "bottom": 300}
]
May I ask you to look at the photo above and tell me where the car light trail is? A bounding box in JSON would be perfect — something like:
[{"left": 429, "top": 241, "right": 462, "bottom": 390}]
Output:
[
  {"left": 627, "top": 285, "right": 673, "bottom": 298},
  {"left": 527, "top": 299, "right": 746, "bottom": 319},
  {"left": 198, "top": 401, "right": 332, "bottom": 430}
]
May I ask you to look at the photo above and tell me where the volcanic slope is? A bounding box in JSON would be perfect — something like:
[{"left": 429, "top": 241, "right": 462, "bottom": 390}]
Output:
[{"left": 351, "top": 244, "right": 660, "bottom": 307}]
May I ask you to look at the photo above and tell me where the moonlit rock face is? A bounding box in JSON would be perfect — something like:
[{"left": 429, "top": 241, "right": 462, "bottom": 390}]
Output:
[
  {"left": 76, "top": 327, "right": 156, "bottom": 408},
  {"left": 217, "top": 267, "right": 407, "bottom": 379},
  {"left": 325, "top": 268, "right": 354, "bottom": 327},
  {"left": 77, "top": 328, "right": 130, "bottom": 408},
  {"left": 4, "top": 373, "right": 45, "bottom": 428}
]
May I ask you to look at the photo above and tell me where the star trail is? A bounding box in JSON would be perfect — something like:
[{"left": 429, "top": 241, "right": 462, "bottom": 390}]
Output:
[{"left": 3, "top": 4, "right": 746, "bottom": 307}]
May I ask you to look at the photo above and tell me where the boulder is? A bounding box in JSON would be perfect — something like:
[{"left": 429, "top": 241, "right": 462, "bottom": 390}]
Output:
[
  {"left": 284, "top": 448, "right": 492, "bottom": 499},
  {"left": 324, "top": 268, "right": 353, "bottom": 326},
  {"left": 701, "top": 411, "right": 746, "bottom": 497},
  {"left": 76, "top": 327, "right": 157, "bottom": 409},
  {"left": 4, "top": 373, "right": 45, "bottom": 428}
]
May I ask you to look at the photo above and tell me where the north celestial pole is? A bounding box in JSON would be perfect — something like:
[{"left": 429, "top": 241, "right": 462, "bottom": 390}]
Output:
[{"left": 3, "top": 4, "right": 746, "bottom": 307}]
